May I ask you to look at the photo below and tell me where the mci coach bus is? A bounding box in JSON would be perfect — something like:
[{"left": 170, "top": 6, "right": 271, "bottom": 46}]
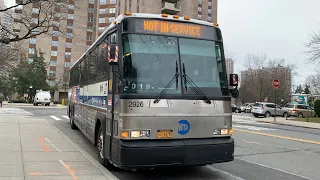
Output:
[{"left": 68, "top": 12, "right": 239, "bottom": 170}]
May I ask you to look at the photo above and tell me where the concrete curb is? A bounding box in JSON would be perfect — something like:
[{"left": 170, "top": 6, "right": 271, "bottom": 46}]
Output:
[
  {"left": 256, "top": 120, "right": 320, "bottom": 130},
  {"left": 49, "top": 121, "right": 119, "bottom": 180}
]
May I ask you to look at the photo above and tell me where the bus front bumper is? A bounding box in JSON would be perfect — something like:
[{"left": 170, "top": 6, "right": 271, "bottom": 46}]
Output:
[{"left": 113, "top": 137, "right": 234, "bottom": 169}]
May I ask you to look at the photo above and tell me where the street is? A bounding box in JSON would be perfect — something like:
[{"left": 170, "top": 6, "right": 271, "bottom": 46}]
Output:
[{"left": 2, "top": 106, "right": 320, "bottom": 180}]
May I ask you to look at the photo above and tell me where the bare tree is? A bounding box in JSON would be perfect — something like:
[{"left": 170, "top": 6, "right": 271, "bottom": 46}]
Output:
[
  {"left": 305, "top": 73, "right": 320, "bottom": 94},
  {"left": 305, "top": 30, "right": 320, "bottom": 65},
  {"left": 0, "top": 0, "right": 70, "bottom": 44},
  {"left": 239, "top": 54, "right": 295, "bottom": 104},
  {"left": 0, "top": 42, "right": 26, "bottom": 73}
]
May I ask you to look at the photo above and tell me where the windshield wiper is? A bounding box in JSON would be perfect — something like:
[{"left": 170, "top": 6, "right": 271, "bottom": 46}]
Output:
[
  {"left": 182, "top": 62, "right": 211, "bottom": 104},
  {"left": 154, "top": 61, "right": 179, "bottom": 104}
]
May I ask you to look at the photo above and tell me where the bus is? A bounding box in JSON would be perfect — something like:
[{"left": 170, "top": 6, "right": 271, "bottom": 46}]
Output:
[{"left": 68, "top": 13, "right": 240, "bottom": 170}]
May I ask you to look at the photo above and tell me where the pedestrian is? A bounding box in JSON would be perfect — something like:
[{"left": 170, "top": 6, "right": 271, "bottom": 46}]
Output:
[{"left": 0, "top": 93, "right": 4, "bottom": 108}]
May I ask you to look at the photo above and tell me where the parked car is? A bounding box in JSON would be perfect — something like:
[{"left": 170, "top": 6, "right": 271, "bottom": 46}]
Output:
[
  {"left": 231, "top": 104, "right": 241, "bottom": 113},
  {"left": 251, "top": 102, "right": 288, "bottom": 118},
  {"left": 284, "top": 104, "right": 316, "bottom": 118},
  {"left": 240, "top": 103, "right": 254, "bottom": 113}
]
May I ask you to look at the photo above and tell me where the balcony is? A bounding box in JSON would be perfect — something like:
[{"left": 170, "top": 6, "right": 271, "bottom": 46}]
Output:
[
  {"left": 161, "top": 2, "right": 181, "bottom": 15},
  {"left": 163, "top": 0, "right": 180, "bottom": 3}
]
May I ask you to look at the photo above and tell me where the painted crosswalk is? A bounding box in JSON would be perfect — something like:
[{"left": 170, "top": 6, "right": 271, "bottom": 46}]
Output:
[
  {"left": 232, "top": 116, "right": 277, "bottom": 131},
  {"left": 49, "top": 115, "right": 69, "bottom": 121},
  {"left": 0, "top": 108, "right": 34, "bottom": 116}
]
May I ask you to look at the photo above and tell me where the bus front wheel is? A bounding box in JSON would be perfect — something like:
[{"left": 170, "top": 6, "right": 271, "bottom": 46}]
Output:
[
  {"left": 97, "top": 126, "right": 113, "bottom": 169},
  {"left": 70, "top": 110, "right": 78, "bottom": 130}
]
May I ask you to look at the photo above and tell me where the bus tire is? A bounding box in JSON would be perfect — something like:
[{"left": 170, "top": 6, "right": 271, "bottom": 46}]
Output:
[{"left": 97, "top": 126, "right": 112, "bottom": 168}]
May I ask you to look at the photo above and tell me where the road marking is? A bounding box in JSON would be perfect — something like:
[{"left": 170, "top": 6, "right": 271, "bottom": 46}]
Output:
[
  {"left": 234, "top": 128, "right": 320, "bottom": 145},
  {"left": 45, "top": 138, "right": 62, "bottom": 152},
  {"left": 39, "top": 138, "right": 49, "bottom": 152},
  {"left": 243, "top": 140, "right": 260, "bottom": 145},
  {"left": 50, "top": 115, "right": 61, "bottom": 121},
  {"left": 206, "top": 166, "right": 245, "bottom": 180},
  {"left": 59, "top": 160, "right": 77, "bottom": 180},
  {"left": 28, "top": 172, "right": 61, "bottom": 176},
  {"left": 0, "top": 108, "right": 34, "bottom": 116},
  {"left": 235, "top": 157, "right": 311, "bottom": 180},
  {"left": 233, "top": 125, "right": 277, "bottom": 131},
  {"left": 62, "top": 115, "right": 70, "bottom": 119}
]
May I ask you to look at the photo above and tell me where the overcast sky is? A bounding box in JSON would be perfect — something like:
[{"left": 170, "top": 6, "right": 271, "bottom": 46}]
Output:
[{"left": 218, "top": 0, "right": 320, "bottom": 85}]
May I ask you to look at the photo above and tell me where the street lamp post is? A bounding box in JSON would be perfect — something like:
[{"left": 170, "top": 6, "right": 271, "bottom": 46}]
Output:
[{"left": 29, "top": 86, "right": 33, "bottom": 103}]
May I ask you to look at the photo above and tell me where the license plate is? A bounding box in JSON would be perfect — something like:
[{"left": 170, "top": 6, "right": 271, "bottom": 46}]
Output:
[{"left": 157, "top": 130, "right": 173, "bottom": 138}]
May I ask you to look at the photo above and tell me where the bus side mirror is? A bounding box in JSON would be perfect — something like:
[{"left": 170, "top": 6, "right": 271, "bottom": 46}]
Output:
[
  {"left": 108, "top": 45, "right": 119, "bottom": 65},
  {"left": 229, "top": 74, "right": 239, "bottom": 98},
  {"left": 229, "top": 74, "right": 239, "bottom": 87}
]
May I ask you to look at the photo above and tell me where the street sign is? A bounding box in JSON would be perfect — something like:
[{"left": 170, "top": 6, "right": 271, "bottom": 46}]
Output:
[{"left": 273, "top": 79, "right": 280, "bottom": 89}]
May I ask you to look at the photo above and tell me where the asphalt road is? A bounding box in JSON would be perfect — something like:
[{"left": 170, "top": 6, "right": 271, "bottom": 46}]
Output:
[{"left": 14, "top": 106, "right": 320, "bottom": 180}]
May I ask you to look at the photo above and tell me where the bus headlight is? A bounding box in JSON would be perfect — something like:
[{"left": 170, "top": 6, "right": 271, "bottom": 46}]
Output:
[
  {"left": 130, "top": 130, "right": 150, "bottom": 138},
  {"left": 220, "top": 128, "right": 229, "bottom": 135}
]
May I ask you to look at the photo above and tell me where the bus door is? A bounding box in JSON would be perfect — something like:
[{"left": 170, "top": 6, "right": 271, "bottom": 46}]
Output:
[{"left": 106, "top": 31, "right": 118, "bottom": 160}]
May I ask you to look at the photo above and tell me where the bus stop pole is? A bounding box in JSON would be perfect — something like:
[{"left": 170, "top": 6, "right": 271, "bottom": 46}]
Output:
[{"left": 274, "top": 89, "right": 276, "bottom": 122}]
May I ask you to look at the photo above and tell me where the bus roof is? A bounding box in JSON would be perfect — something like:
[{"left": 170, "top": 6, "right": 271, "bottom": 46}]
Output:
[{"left": 70, "top": 13, "right": 219, "bottom": 69}]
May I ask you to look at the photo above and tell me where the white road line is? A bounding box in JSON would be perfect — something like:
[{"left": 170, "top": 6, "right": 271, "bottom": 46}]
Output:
[
  {"left": 206, "top": 166, "right": 245, "bottom": 180},
  {"left": 235, "top": 157, "right": 311, "bottom": 180},
  {"left": 45, "top": 138, "right": 62, "bottom": 152},
  {"left": 62, "top": 115, "right": 70, "bottom": 120},
  {"left": 50, "top": 115, "right": 61, "bottom": 121}
]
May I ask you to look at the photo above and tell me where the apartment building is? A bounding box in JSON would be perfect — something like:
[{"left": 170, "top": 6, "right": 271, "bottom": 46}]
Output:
[{"left": 13, "top": 0, "right": 218, "bottom": 101}]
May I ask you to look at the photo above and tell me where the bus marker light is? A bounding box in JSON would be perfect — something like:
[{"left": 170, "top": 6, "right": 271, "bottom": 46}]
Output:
[
  {"left": 121, "top": 131, "right": 129, "bottom": 138},
  {"left": 229, "top": 129, "right": 233, "bottom": 135},
  {"left": 221, "top": 129, "right": 229, "bottom": 135},
  {"left": 184, "top": 16, "right": 190, "bottom": 20},
  {"left": 113, "top": 21, "right": 117, "bottom": 24},
  {"left": 213, "top": 23, "right": 219, "bottom": 26},
  {"left": 162, "top": 14, "right": 168, "bottom": 17},
  {"left": 173, "top": 15, "right": 179, "bottom": 19},
  {"left": 124, "top": 12, "right": 132, "bottom": 16}
]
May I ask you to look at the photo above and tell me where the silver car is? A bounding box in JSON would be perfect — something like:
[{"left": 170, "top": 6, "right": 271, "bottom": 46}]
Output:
[{"left": 251, "top": 102, "right": 289, "bottom": 118}]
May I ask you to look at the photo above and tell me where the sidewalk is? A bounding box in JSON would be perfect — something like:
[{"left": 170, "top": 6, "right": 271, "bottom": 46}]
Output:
[
  {"left": 2, "top": 101, "right": 67, "bottom": 108},
  {"left": 0, "top": 114, "right": 118, "bottom": 180},
  {"left": 233, "top": 115, "right": 320, "bottom": 130}
]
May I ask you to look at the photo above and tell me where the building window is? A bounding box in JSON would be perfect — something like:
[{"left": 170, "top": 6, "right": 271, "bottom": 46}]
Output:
[
  {"left": 208, "top": 2, "right": 212, "bottom": 6},
  {"left": 89, "top": 0, "right": 94, "bottom": 4},
  {"left": 87, "top": 35, "right": 92, "bottom": 41},
  {"left": 65, "top": 62, "right": 71, "bottom": 67},
  {"left": 51, "top": 41, "right": 58, "bottom": 47},
  {"left": 67, "top": 23, "right": 73, "bottom": 28},
  {"left": 52, "top": 31, "right": 59, "bottom": 36},
  {"left": 66, "top": 32, "right": 72, "bottom": 38},
  {"left": 99, "top": 9, "right": 106, "bottom": 14},
  {"left": 66, "top": 42, "right": 72, "bottom": 48},
  {"left": 198, "top": 0, "right": 202, "bottom": 4},
  {"left": 85, "top": 45, "right": 90, "bottom": 50},
  {"left": 27, "top": 58, "right": 33, "bottom": 63},
  {"left": 208, "top": 9, "right": 212, "bottom": 14},
  {"left": 48, "top": 80, "right": 56, "bottom": 86},
  {"left": 49, "top": 70, "right": 56, "bottom": 77},
  {"left": 51, "top": 51, "right": 57, "bottom": 56},
  {"left": 100, "top": 0, "right": 106, "bottom": 4},
  {"left": 87, "top": 26, "right": 93, "bottom": 31},
  {"left": 29, "top": 38, "right": 36, "bottom": 44},
  {"left": 88, "top": 17, "right": 93, "bottom": 22},
  {"left": 109, "top": 8, "right": 116, "bottom": 14},
  {"left": 50, "top": 60, "right": 57, "bottom": 66},
  {"left": 31, "top": 28, "right": 38, "bottom": 34},
  {"left": 108, "top": 17, "right": 115, "bottom": 22},
  {"left": 32, "top": 18, "right": 38, "bottom": 24},
  {"left": 198, "top": 7, "right": 202, "bottom": 12},
  {"left": 29, "top": 48, "right": 35, "bottom": 54},
  {"left": 68, "top": 4, "right": 74, "bottom": 9},
  {"left": 98, "top": 27, "right": 105, "bottom": 32},
  {"left": 32, "top": 8, "right": 39, "bottom": 14},
  {"left": 55, "top": 13, "right": 61, "bottom": 17},
  {"left": 88, "top": 8, "right": 94, "bottom": 13},
  {"left": 198, "top": 15, "right": 202, "bottom": 19},
  {"left": 67, "top": 14, "right": 73, "bottom": 19},
  {"left": 208, "top": 16, "right": 212, "bottom": 21},
  {"left": 65, "top": 52, "right": 72, "bottom": 58},
  {"left": 99, "top": 18, "right": 105, "bottom": 23},
  {"left": 110, "top": 0, "right": 116, "bottom": 4}
]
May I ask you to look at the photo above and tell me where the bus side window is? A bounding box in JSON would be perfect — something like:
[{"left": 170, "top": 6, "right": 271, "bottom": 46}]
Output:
[{"left": 97, "top": 41, "right": 109, "bottom": 80}]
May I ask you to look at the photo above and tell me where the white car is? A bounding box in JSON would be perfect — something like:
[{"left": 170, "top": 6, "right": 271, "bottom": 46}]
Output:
[{"left": 33, "top": 91, "right": 51, "bottom": 106}]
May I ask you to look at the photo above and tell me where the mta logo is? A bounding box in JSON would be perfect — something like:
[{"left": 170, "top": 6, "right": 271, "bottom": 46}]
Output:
[{"left": 178, "top": 119, "right": 190, "bottom": 135}]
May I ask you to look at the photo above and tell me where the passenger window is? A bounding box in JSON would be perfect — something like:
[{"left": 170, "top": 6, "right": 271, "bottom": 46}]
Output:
[
  {"left": 89, "top": 49, "right": 98, "bottom": 81},
  {"left": 97, "top": 41, "right": 109, "bottom": 80}
]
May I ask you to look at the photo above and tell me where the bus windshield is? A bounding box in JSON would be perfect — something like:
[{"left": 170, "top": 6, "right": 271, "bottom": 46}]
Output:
[{"left": 122, "top": 34, "right": 228, "bottom": 97}]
